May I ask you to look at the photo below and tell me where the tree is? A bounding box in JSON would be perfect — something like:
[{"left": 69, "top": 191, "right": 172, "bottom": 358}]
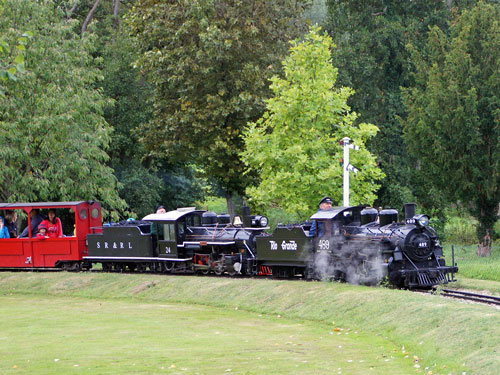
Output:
[
  {"left": 0, "top": 0, "right": 126, "bottom": 218},
  {"left": 127, "top": 0, "right": 309, "bottom": 215},
  {"left": 0, "top": 1, "right": 32, "bottom": 96},
  {"left": 241, "top": 26, "right": 384, "bottom": 217},
  {"left": 323, "top": 0, "right": 457, "bottom": 209},
  {"left": 402, "top": 1, "right": 500, "bottom": 249}
]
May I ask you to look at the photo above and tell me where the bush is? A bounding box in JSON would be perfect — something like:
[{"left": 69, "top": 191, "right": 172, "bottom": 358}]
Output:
[
  {"left": 195, "top": 196, "right": 228, "bottom": 213},
  {"left": 443, "top": 215, "right": 477, "bottom": 244},
  {"left": 264, "top": 207, "right": 302, "bottom": 231}
]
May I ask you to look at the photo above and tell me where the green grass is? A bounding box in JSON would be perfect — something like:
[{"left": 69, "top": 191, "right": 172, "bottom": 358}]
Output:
[
  {"left": 0, "top": 295, "right": 417, "bottom": 375},
  {"left": 1, "top": 272, "right": 499, "bottom": 374},
  {"left": 444, "top": 243, "right": 500, "bottom": 281}
]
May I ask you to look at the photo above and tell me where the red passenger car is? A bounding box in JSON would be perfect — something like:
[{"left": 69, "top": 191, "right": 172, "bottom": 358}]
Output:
[{"left": 0, "top": 201, "right": 102, "bottom": 270}]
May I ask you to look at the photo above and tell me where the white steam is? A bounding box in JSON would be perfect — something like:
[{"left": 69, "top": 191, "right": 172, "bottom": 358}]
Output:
[{"left": 311, "top": 237, "right": 387, "bottom": 285}]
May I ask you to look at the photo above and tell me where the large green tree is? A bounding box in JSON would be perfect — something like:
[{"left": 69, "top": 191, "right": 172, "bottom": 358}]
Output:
[
  {"left": 324, "top": 0, "right": 459, "bottom": 209},
  {"left": 242, "top": 27, "right": 384, "bottom": 217},
  {"left": 0, "top": 0, "right": 126, "bottom": 217},
  {"left": 402, "top": 1, "right": 500, "bottom": 246},
  {"left": 0, "top": 1, "right": 32, "bottom": 96},
  {"left": 127, "top": 0, "right": 309, "bottom": 214}
]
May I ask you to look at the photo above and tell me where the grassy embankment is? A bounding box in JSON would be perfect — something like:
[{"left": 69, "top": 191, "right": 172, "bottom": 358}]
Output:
[
  {"left": 444, "top": 243, "right": 500, "bottom": 282},
  {"left": 1, "top": 272, "right": 499, "bottom": 374}
]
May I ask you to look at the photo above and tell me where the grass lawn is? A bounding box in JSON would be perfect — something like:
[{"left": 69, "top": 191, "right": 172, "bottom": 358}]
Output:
[
  {"left": 444, "top": 243, "right": 500, "bottom": 281},
  {"left": 1, "top": 295, "right": 418, "bottom": 375},
  {"left": 1, "top": 272, "right": 499, "bottom": 374}
]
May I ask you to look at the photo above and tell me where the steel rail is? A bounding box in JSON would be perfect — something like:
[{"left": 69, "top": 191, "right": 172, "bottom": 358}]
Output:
[{"left": 441, "top": 289, "right": 500, "bottom": 306}]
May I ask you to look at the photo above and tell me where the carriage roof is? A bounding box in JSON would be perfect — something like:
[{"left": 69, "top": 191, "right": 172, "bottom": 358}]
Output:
[
  {"left": 142, "top": 207, "right": 206, "bottom": 222},
  {"left": 0, "top": 201, "right": 96, "bottom": 210}
]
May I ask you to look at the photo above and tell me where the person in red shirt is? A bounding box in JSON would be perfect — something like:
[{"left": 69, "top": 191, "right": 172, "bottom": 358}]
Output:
[
  {"left": 39, "top": 209, "right": 63, "bottom": 238},
  {"left": 36, "top": 223, "right": 48, "bottom": 239}
]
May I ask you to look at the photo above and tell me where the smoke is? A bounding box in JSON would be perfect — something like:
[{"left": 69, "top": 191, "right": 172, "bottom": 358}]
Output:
[{"left": 311, "top": 236, "right": 387, "bottom": 285}]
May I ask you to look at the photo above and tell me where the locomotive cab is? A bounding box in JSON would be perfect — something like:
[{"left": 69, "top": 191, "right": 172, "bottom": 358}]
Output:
[
  {"left": 143, "top": 207, "right": 205, "bottom": 260},
  {"left": 309, "top": 205, "right": 365, "bottom": 241}
]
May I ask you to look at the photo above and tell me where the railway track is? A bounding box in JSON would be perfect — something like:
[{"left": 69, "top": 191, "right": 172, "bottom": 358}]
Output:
[{"left": 440, "top": 289, "right": 500, "bottom": 306}]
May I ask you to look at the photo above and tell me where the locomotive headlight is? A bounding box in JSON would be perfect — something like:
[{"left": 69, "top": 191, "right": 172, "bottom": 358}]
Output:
[
  {"left": 259, "top": 216, "right": 269, "bottom": 227},
  {"left": 414, "top": 214, "right": 430, "bottom": 227},
  {"left": 251, "top": 215, "right": 269, "bottom": 227}
]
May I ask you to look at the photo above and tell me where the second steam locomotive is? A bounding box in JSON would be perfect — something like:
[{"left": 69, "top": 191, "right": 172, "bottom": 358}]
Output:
[{"left": 85, "top": 203, "right": 457, "bottom": 288}]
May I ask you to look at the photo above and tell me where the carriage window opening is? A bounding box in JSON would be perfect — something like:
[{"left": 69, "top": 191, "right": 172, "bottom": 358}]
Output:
[
  {"left": 177, "top": 222, "right": 185, "bottom": 239},
  {"left": 162, "top": 224, "right": 169, "bottom": 241},
  {"left": 163, "top": 224, "right": 175, "bottom": 241},
  {"left": 343, "top": 211, "right": 355, "bottom": 225},
  {"left": 192, "top": 215, "right": 200, "bottom": 226},
  {"left": 169, "top": 224, "right": 175, "bottom": 240},
  {"left": 317, "top": 220, "right": 331, "bottom": 238},
  {"left": 91, "top": 208, "right": 99, "bottom": 219},
  {"left": 156, "top": 223, "right": 165, "bottom": 241},
  {"left": 80, "top": 208, "right": 88, "bottom": 220}
]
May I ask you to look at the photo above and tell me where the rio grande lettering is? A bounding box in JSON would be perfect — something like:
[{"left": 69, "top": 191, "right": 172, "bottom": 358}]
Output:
[
  {"left": 281, "top": 240, "right": 297, "bottom": 251},
  {"left": 269, "top": 240, "right": 297, "bottom": 251}
]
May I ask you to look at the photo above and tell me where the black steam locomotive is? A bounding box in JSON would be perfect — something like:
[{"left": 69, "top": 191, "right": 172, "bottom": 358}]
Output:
[{"left": 84, "top": 204, "right": 457, "bottom": 288}]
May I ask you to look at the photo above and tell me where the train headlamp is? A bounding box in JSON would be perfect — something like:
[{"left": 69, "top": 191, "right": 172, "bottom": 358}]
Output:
[
  {"left": 414, "top": 214, "right": 430, "bottom": 227},
  {"left": 259, "top": 216, "right": 269, "bottom": 227},
  {"left": 251, "top": 215, "right": 269, "bottom": 228}
]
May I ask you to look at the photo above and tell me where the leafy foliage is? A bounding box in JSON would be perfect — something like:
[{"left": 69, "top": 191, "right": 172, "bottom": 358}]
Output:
[
  {"left": 127, "top": 0, "right": 309, "bottom": 198},
  {"left": 242, "top": 27, "right": 384, "bottom": 217},
  {"left": 324, "top": 0, "right": 456, "bottom": 209},
  {"left": 0, "top": 0, "right": 126, "bottom": 218},
  {"left": 0, "top": 0, "right": 33, "bottom": 96},
  {"left": 402, "top": 1, "right": 500, "bottom": 241}
]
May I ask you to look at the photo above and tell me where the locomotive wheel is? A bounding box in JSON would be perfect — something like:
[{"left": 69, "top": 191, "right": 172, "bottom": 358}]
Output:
[
  {"left": 164, "top": 262, "right": 174, "bottom": 272},
  {"left": 102, "top": 263, "right": 112, "bottom": 272},
  {"left": 201, "top": 269, "right": 210, "bottom": 275},
  {"left": 157, "top": 262, "right": 166, "bottom": 273},
  {"left": 136, "top": 263, "right": 145, "bottom": 272},
  {"left": 71, "top": 262, "right": 82, "bottom": 272},
  {"left": 63, "top": 262, "right": 82, "bottom": 272},
  {"left": 126, "top": 263, "right": 136, "bottom": 272},
  {"left": 214, "top": 267, "right": 223, "bottom": 276},
  {"left": 114, "top": 263, "right": 125, "bottom": 272}
]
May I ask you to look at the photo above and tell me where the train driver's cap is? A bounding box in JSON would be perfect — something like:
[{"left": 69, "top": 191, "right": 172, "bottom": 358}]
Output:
[{"left": 319, "top": 197, "right": 333, "bottom": 206}]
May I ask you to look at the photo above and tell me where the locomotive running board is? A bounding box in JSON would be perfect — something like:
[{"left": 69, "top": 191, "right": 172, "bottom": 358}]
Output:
[{"left": 83, "top": 256, "right": 191, "bottom": 262}]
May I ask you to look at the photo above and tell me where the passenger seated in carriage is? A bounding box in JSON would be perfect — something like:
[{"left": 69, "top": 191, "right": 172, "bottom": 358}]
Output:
[
  {"left": 39, "top": 208, "right": 63, "bottom": 238},
  {"left": 0, "top": 216, "right": 10, "bottom": 238},
  {"left": 19, "top": 209, "right": 45, "bottom": 238}
]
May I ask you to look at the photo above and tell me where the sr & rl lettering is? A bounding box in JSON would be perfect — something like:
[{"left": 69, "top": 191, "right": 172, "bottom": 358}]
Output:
[{"left": 96, "top": 241, "right": 133, "bottom": 249}]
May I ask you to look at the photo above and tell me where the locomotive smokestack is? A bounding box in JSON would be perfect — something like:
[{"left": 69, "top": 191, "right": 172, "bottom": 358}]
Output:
[
  {"left": 404, "top": 203, "right": 416, "bottom": 220},
  {"left": 242, "top": 206, "right": 251, "bottom": 227}
]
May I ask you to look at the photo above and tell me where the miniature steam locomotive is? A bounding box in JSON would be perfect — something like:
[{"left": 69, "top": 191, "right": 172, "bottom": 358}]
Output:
[{"left": 84, "top": 203, "right": 457, "bottom": 288}]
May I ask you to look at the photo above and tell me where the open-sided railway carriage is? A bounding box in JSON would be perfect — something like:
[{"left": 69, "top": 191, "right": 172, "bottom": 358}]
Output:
[{"left": 0, "top": 201, "right": 102, "bottom": 270}]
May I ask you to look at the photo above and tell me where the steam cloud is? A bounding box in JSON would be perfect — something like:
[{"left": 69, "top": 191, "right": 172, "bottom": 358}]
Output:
[{"left": 310, "top": 236, "right": 386, "bottom": 285}]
